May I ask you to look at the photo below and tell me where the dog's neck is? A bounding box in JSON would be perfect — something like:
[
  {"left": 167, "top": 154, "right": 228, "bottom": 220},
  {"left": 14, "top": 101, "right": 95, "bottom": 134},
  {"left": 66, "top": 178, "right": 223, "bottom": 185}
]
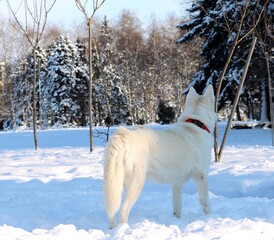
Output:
[{"left": 185, "top": 118, "right": 210, "bottom": 133}]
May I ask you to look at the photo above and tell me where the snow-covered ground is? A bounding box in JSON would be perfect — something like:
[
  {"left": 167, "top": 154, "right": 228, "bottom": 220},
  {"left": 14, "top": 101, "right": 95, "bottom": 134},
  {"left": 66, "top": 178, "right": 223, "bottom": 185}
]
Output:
[{"left": 0, "top": 123, "right": 274, "bottom": 239}]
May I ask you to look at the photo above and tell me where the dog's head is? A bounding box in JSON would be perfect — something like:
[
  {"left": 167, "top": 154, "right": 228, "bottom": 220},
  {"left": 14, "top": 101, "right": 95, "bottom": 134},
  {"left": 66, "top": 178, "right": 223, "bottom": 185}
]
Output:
[{"left": 178, "top": 85, "right": 217, "bottom": 133}]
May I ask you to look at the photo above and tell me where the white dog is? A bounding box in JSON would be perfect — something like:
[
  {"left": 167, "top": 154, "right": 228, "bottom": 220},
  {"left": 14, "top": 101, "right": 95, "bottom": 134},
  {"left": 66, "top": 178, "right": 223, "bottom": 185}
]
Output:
[{"left": 103, "top": 85, "right": 216, "bottom": 229}]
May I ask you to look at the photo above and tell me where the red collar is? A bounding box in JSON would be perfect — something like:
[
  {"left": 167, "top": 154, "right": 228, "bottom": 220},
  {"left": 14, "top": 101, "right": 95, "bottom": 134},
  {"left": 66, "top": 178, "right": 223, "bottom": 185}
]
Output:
[{"left": 185, "top": 118, "right": 210, "bottom": 133}]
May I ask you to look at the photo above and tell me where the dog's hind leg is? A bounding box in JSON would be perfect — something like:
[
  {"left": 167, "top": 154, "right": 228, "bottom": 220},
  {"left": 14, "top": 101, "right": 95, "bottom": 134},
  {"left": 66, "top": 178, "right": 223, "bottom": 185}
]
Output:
[
  {"left": 120, "top": 170, "right": 145, "bottom": 224},
  {"left": 193, "top": 172, "right": 211, "bottom": 214},
  {"left": 173, "top": 184, "right": 183, "bottom": 218}
]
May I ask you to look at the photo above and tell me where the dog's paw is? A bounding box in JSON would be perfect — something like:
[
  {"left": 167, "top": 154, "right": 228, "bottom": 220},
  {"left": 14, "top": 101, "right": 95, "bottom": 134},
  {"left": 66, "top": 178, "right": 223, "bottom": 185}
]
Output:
[
  {"left": 173, "top": 211, "right": 181, "bottom": 218},
  {"left": 203, "top": 204, "right": 211, "bottom": 215}
]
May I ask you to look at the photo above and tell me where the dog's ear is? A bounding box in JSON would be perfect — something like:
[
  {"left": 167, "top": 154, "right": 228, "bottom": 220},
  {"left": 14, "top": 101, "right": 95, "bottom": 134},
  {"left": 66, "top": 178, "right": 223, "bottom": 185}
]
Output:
[
  {"left": 188, "top": 87, "right": 198, "bottom": 97},
  {"left": 203, "top": 85, "right": 214, "bottom": 98},
  {"left": 185, "top": 87, "right": 199, "bottom": 109},
  {"left": 186, "top": 87, "right": 199, "bottom": 105},
  {"left": 203, "top": 85, "right": 215, "bottom": 107}
]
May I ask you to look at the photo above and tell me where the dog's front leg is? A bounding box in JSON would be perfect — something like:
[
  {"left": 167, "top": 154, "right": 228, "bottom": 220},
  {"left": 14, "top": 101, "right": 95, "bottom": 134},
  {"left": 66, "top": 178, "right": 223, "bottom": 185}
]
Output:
[{"left": 172, "top": 184, "right": 183, "bottom": 218}]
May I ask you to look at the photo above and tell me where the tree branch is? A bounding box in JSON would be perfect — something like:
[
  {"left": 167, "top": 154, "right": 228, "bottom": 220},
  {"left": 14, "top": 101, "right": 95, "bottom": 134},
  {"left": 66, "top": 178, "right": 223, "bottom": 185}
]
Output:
[
  {"left": 75, "top": 0, "right": 106, "bottom": 23},
  {"left": 6, "top": 0, "right": 56, "bottom": 48}
]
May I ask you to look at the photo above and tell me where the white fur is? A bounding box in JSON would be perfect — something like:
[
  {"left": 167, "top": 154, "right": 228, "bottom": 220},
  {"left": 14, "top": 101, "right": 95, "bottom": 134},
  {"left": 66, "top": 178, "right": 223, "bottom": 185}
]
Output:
[{"left": 103, "top": 85, "right": 217, "bottom": 229}]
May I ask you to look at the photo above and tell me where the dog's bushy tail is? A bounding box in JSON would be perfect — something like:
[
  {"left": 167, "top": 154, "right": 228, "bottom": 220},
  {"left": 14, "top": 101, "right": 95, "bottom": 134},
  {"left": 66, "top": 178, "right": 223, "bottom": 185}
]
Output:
[{"left": 103, "top": 127, "right": 128, "bottom": 228}]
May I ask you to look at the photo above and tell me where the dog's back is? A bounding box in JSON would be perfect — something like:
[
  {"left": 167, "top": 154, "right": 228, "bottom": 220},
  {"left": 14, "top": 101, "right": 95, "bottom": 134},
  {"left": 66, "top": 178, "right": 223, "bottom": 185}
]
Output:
[{"left": 145, "top": 124, "right": 213, "bottom": 184}]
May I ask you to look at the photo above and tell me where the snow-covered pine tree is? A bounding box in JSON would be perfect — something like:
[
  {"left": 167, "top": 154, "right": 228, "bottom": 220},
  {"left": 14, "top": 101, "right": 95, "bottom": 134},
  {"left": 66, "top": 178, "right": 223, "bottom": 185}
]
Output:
[
  {"left": 11, "top": 60, "right": 30, "bottom": 128},
  {"left": 111, "top": 83, "right": 130, "bottom": 125},
  {"left": 92, "top": 17, "right": 112, "bottom": 125},
  {"left": 177, "top": 0, "right": 273, "bottom": 120},
  {"left": 75, "top": 38, "right": 89, "bottom": 126},
  {"left": 12, "top": 47, "right": 47, "bottom": 128},
  {"left": 93, "top": 16, "right": 130, "bottom": 125},
  {"left": 45, "top": 34, "right": 87, "bottom": 127}
]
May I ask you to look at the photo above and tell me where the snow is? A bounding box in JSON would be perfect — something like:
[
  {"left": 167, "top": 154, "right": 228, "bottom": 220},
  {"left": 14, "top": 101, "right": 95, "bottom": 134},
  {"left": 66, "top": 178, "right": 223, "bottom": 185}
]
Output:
[{"left": 0, "top": 123, "right": 274, "bottom": 239}]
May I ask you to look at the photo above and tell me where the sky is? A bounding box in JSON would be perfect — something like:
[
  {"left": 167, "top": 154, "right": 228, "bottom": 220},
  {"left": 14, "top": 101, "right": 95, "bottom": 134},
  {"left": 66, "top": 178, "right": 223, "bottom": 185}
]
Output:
[{"left": 0, "top": 0, "right": 191, "bottom": 27}]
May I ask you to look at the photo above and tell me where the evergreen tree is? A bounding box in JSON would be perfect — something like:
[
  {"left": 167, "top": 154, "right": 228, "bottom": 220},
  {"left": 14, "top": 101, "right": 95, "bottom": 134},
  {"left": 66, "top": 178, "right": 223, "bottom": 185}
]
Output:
[
  {"left": 75, "top": 38, "right": 89, "bottom": 126},
  {"left": 12, "top": 60, "right": 30, "bottom": 127},
  {"left": 44, "top": 35, "right": 88, "bottom": 126},
  {"left": 93, "top": 17, "right": 130, "bottom": 125},
  {"left": 111, "top": 84, "right": 130, "bottom": 125},
  {"left": 177, "top": 0, "right": 273, "bottom": 120},
  {"left": 157, "top": 99, "right": 176, "bottom": 124},
  {"left": 12, "top": 47, "right": 47, "bottom": 128}
]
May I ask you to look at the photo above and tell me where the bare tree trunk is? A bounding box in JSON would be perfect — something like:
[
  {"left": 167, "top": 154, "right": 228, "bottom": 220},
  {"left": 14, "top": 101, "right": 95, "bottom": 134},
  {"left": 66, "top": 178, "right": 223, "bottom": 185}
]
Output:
[
  {"left": 213, "top": 1, "right": 266, "bottom": 162},
  {"left": 7, "top": 64, "right": 15, "bottom": 128},
  {"left": 88, "top": 22, "right": 94, "bottom": 152},
  {"left": 37, "top": 58, "right": 42, "bottom": 126},
  {"left": 218, "top": 37, "right": 257, "bottom": 161},
  {"left": 75, "top": 0, "right": 106, "bottom": 152},
  {"left": 265, "top": 54, "right": 274, "bottom": 146},
  {"left": 6, "top": 0, "right": 56, "bottom": 150},
  {"left": 33, "top": 48, "right": 38, "bottom": 150},
  {"left": 126, "top": 68, "right": 133, "bottom": 124},
  {"left": 214, "top": 15, "right": 245, "bottom": 162},
  {"left": 260, "top": 79, "right": 268, "bottom": 122}
]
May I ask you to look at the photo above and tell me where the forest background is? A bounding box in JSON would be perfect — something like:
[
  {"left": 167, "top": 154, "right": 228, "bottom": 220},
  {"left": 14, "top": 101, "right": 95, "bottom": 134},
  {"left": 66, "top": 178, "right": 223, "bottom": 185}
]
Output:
[{"left": 0, "top": 0, "right": 273, "bottom": 130}]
